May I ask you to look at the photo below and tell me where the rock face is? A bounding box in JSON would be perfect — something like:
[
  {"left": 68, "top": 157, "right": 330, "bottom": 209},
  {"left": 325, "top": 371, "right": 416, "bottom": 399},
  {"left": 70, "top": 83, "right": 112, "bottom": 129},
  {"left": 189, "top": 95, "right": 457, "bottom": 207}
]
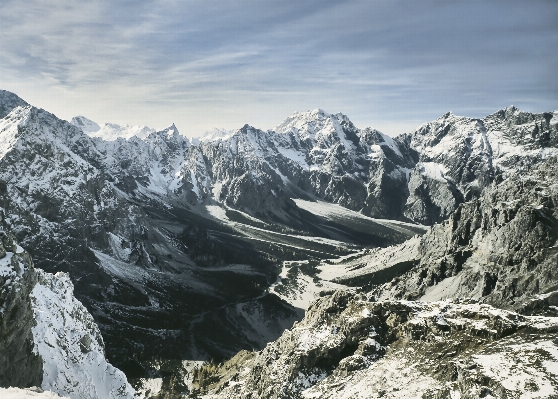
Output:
[
  {"left": 0, "top": 225, "right": 42, "bottom": 388},
  {"left": 374, "top": 156, "right": 558, "bottom": 310},
  {"left": 403, "top": 107, "right": 558, "bottom": 224},
  {"left": 0, "top": 211, "right": 135, "bottom": 398},
  {"left": 194, "top": 290, "right": 558, "bottom": 399}
]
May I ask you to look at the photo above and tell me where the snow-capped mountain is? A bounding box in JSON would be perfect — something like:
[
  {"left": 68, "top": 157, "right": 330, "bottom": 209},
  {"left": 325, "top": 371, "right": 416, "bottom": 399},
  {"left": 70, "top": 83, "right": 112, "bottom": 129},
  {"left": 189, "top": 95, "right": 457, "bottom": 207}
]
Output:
[
  {"left": 70, "top": 116, "right": 101, "bottom": 133},
  {"left": 196, "top": 127, "right": 236, "bottom": 143},
  {"left": 1, "top": 88, "right": 557, "bottom": 397},
  {"left": 0, "top": 91, "right": 420, "bottom": 392},
  {"left": 71, "top": 115, "right": 156, "bottom": 140},
  {"left": 0, "top": 213, "right": 134, "bottom": 398},
  {"left": 403, "top": 107, "right": 558, "bottom": 224}
]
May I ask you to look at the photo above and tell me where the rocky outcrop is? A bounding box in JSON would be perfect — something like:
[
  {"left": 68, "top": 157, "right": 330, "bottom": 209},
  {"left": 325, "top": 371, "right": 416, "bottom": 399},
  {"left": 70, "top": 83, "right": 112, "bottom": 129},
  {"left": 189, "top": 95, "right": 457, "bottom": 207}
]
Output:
[
  {"left": 194, "top": 290, "right": 558, "bottom": 398},
  {"left": 0, "top": 222, "right": 43, "bottom": 388},
  {"left": 403, "top": 107, "right": 558, "bottom": 224},
  {"left": 375, "top": 156, "right": 558, "bottom": 310},
  {"left": 0, "top": 210, "right": 135, "bottom": 398}
]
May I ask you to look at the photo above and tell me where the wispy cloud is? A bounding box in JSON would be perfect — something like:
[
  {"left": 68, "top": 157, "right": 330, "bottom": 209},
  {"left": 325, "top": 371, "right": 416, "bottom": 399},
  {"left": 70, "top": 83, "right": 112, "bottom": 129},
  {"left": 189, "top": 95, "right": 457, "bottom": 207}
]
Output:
[{"left": 1, "top": 0, "right": 557, "bottom": 136}]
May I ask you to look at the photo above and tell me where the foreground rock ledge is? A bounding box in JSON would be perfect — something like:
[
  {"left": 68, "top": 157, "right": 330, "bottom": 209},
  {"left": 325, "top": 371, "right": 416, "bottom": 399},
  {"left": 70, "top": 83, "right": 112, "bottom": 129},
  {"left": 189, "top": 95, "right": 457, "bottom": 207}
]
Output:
[
  {"left": 0, "top": 215, "right": 135, "bottom": 399},
  {"left": 193, "top": 290, "right": 558, "bottom": 399}
]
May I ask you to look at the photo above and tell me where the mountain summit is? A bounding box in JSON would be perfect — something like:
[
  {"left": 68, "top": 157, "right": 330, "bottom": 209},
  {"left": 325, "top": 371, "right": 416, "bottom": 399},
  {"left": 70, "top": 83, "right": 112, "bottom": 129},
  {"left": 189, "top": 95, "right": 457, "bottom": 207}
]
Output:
[{"left": 0, "top": 89, "right": 557, "bottom": 397}]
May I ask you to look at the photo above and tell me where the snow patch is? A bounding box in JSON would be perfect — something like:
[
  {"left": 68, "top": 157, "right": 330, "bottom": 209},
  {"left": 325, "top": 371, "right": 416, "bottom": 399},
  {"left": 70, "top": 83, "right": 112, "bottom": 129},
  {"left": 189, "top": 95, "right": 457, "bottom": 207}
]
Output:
[{"left": 30, "top": 270, "right": 135, "bottom": 399}]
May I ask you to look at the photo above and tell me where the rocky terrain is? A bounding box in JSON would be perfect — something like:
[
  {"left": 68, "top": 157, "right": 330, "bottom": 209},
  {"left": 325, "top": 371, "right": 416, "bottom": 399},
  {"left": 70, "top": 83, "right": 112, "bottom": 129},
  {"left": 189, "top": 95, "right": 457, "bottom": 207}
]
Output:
[
  {"left": 0, "top": 89, "right": 425, "bottom": 390},
  {"left": 375, "top": 157, "right": 558, "bottom": 309},
  {"left": 0, "top": 210, "right": 134, "bottom": 398},
  {"left": 187, "top": 115, "right": 558, "bottom": 398},
  {"left": 1, "top": 87, "right": 557, "bottom": 397},
  {"left": 193, "top": 291, "right": 558, "bottom": 398},
  {"left": 194, "top": 178, "right": 558, "bottom": 399}
]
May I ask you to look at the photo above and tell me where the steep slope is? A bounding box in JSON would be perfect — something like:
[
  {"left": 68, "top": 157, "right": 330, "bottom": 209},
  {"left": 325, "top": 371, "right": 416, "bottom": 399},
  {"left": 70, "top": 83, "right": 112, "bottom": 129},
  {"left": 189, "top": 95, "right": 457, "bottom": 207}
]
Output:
[
  {"left": 0, "top": 211, "right": 135, "bottom": 398},
  {"left": 373, "top": 156, "right": 558, "bottom": 310},
  {"left": 0, "top": 92, "right": 421, "bottom": 393},
  {"left": 403, "top": 107, "right": 558, "bottom": 224},
  {"left": 194, "top": 291, "right": 558, "bottom": 399}
]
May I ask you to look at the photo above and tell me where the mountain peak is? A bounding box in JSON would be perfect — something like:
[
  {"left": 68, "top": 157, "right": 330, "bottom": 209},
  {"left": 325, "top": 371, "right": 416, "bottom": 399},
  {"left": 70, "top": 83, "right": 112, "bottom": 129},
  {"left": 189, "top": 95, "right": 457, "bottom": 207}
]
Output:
[
  {"left": 275, "top": 108, "right": 347, "bottom": 134},
  {"left": 197, "top": 127, "right": 235, "bottom": 143},
  {"left": 0, "top": 90, "right": 29, "bottom": 119},
  {"left": 309, "top": 108, "right": 329, "bottom": 117},
  {"left": 70, "top": 115, "right": 101, "bottom": 133},
  {"left": 88, "top": 121, "right": 156, "bottom": 141}
]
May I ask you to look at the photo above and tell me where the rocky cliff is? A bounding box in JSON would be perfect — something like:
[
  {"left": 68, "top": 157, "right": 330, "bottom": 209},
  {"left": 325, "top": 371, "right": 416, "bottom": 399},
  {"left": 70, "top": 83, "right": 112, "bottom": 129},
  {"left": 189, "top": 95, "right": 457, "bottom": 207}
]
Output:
[
  {"left": 0, "top": 210, "right": 135, "bottom": 398},
  {"left": 194, "top": 290, "right": 558, "bottom": 398},
  {"left": 374, "top": 155, "right": 558, "bottom": 310},
  {"left": 191, "top": 145, "right": 558, "bottom": 399}
]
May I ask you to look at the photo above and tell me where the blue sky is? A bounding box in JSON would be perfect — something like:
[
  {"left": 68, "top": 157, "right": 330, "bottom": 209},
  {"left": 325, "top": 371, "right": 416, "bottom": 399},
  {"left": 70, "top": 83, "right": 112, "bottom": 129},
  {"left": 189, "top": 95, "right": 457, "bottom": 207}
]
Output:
[{"left": 1, "top": 0, "right": 557, "bottom": 137}]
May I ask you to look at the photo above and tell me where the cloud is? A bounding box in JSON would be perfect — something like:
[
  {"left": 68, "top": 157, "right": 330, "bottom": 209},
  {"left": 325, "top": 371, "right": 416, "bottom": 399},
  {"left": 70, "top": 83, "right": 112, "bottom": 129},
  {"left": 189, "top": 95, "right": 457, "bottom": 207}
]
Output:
[{"left": 1, "top": 0, "right": 557, "bottom": 136}]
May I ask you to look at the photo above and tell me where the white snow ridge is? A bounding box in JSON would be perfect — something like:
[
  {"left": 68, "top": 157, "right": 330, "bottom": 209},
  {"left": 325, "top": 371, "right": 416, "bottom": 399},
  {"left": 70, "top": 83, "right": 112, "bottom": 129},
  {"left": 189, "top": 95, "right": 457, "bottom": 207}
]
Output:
[
  {"left": 30, "top": 270, "right": 135, "bottom": 399},
  {"left": 70, "top": 115, "right": 155, "bottom": 140}
]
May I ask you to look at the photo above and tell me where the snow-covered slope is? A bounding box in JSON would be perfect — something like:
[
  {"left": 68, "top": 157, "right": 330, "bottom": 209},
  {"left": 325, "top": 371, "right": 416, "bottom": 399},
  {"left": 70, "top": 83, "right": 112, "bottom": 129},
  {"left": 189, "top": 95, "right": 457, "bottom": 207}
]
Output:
[
  {"left": 31, "top": 270, "right": 135, "bottom": 398},
  {"left": 0, "top": 213, "right": 134, "bottom": 398},
  {"left": 71, "top": 115, "right": 155, "bottom": 140},
  {"left": 194, "top": 291, "right": 558, "bottom": 398}
]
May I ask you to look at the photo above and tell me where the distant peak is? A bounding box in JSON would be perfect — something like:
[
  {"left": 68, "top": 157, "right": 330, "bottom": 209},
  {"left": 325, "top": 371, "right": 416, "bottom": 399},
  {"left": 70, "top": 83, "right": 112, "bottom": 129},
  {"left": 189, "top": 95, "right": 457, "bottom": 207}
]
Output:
[
  {"left": 197, "top": 127, "right": 235, "bottom": 142},
  {"left": 70, "top": 116, "right": 101, "bottom": 133},
  {"left": 311, "top": 108, "right": 328, "bottom": 116},
  {"left": 0, "top": 90, "right": 30, "bottom": 119},
  {"left": 162, "top": 123, "right": 178, "bottom": 132},
  {"left": 504, "top": 105, "right": 520, "bottom": 113}
]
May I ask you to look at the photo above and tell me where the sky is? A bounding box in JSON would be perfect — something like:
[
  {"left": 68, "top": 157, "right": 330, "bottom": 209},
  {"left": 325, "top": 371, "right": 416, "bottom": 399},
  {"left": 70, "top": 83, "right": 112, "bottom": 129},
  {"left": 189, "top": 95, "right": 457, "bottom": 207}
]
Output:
[{"left": 1, "top": 0, "right": 557, "bottom": 137}]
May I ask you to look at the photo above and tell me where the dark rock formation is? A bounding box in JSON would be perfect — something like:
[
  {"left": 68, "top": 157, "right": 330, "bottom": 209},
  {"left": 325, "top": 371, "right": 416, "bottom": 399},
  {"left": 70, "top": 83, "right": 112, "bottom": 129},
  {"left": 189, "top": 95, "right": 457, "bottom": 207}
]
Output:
[{"left": 0, "top": 213, "right": 43, "bottom": 388}]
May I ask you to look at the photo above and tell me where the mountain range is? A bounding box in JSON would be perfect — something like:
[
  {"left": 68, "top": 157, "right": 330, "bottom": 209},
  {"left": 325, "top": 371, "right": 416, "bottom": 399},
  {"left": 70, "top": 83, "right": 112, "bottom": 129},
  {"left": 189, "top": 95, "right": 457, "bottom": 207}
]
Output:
[{"left": 0, "top": 89, "right": 557, "bottom": 397}]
